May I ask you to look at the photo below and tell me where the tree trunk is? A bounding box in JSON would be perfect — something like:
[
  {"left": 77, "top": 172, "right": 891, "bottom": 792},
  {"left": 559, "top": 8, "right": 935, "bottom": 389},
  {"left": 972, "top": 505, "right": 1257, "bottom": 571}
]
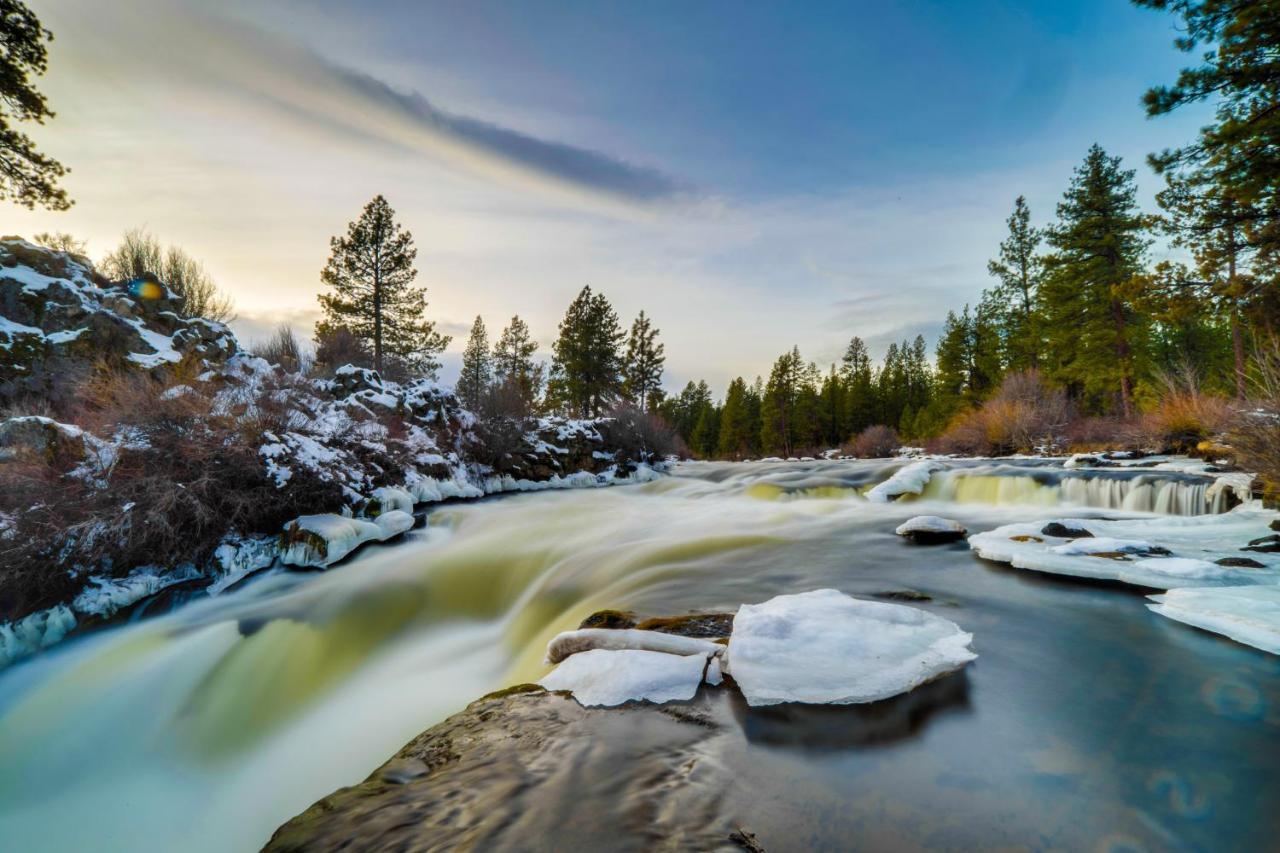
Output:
[
  {"left": 1111, "top": 297, "right": 1132, "bottom": 418},
  {"left": 1228, "top": 236, "right": 1247, "bottom": 400}
]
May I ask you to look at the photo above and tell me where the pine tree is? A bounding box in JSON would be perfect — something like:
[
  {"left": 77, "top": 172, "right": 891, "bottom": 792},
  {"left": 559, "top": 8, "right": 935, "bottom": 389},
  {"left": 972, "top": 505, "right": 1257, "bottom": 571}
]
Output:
[
  {"left": 1137, "top": 0, "right": 1280, "bottom": 260},
  {"left": 840, "top": 336, "right": 876, "bottom": 436},
  {"left": 317, "top": 195, "right": 449, "bottom": 378},
  {"left": 818, "top": 365, "right": 844, "bottom": 447},
  {"left": 987, "top": 196, "right": 1044, "bottom": 370},
  {"left": 761, "top": 347, "right": 804, "bottom": 456},
  {"left": 716, "top": 377, "right": 753, "bottom": 459},
  {"left": 492, "top": 314, "right": 543, "bottom": 404},
  {"left": 623, "top": 310, "right": 665, "bottom": 412},
  {"left": 0, "top": 1, "right": 70, "bottom": 210},
  {"left": 690, "top": 402, "right": 721, "bottom": 458},
  {"left": 1041, "top": 145, "right": 1151, "bottom": 416},
  {"left": 935, "top": 309, "right": 971, "bottom": 405},
  {"left": 547, "top": 286, "right": 625, "bottom": 417},
  {"left": 458, "top": 316, "right": 493, "bottom": 410}
]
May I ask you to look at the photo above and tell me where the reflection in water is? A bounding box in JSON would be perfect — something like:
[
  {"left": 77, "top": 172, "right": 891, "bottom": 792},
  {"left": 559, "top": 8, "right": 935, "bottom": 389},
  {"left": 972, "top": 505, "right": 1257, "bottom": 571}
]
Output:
[
  {"left": 0, "top": 459, "right": 1275, "bottom": 852},
  {"left": 727, "top": 670, "right": 971, "bottom": 750}
]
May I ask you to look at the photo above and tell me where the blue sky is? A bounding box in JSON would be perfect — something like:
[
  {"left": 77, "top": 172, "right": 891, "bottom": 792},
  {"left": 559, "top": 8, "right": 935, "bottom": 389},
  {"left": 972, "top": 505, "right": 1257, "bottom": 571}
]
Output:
[{"left": 14, "top": 0, "right": 1208, "bottom": 391}]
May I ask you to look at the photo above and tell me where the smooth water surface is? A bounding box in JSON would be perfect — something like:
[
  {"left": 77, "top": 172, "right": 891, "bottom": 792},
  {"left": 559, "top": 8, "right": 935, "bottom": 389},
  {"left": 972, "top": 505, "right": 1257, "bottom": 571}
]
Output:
[{"left": 0, "top": 459, "right": 1276, "bottom": 851}]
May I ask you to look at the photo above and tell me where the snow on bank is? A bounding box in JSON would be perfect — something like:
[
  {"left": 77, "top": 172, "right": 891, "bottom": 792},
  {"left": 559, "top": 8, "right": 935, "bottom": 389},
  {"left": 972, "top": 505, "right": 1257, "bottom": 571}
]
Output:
[
  {"left": 728, "top": 589, "right": 976, "bottom": 706},
  {"left": 1147, "top": 586, "right": 1280, "bottom": 655},
  {"left": 539, "top": 649, "right": 713, "bottom": 706},
  {"left": 866, "top": 460, "right": 944, "bottom": 503},
  {"left": 0, "top": 606, "right": 76, "bottom": 668},
  {"left": 71, "top": 564, "right": 203, "bottom": 617},
  {"left": 969, "top": 510, "right": 1280, "bottom": 588}
]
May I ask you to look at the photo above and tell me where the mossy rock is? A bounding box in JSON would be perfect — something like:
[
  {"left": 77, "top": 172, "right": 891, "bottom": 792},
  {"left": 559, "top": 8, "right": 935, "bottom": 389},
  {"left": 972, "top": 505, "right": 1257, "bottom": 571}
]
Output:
[{"left": 578, "top": 609, "right": 637, "bottom": 630}]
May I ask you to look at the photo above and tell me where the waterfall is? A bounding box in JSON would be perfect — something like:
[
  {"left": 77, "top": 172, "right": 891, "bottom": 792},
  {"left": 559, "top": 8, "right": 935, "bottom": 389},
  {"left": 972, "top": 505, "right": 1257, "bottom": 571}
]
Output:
[{"left": 917, "top": 470, "right": 1230, "bottom": 516}]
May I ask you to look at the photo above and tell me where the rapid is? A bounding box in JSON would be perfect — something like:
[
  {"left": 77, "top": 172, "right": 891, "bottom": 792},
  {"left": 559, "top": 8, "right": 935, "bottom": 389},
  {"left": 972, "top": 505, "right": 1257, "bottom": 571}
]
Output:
[{"left": 0, "top": 458, "right": 1275, "bottom": 851}]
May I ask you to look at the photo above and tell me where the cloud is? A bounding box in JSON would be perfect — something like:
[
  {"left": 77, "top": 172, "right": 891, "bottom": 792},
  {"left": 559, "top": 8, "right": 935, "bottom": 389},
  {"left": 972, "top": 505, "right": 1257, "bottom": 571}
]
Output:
[
  {"left": 333, "top": 67, "right": 694, "bottom": 205},
  {"left": 48, "top": 0, "right": 694, "bottom": 212}
]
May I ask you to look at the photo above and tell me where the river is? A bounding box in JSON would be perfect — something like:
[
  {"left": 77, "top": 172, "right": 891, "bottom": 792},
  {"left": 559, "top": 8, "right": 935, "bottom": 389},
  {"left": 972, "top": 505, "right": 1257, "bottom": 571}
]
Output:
[{"left": 0, "top": 459, "right": 1276, "bottom": 850}]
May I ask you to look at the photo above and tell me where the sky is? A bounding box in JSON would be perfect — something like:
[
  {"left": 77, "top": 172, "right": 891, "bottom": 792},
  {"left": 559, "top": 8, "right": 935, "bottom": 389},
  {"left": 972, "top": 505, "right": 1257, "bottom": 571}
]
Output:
[{"left": 9, "top": 0, "right": 1210, "bottom": 391}]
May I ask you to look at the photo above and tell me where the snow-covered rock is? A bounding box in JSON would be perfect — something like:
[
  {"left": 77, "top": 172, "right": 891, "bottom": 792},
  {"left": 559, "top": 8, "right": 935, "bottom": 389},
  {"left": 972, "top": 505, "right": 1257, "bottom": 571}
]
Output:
[
  {"left": 969, "top": 510, "right": 1280, "bottom": 588},
  {"left": 895, "top": 515, "right": 967, "bottom": 544},
  {"left": 1147, "top": 585, "right": 1280, "bottom": 655},
  {"left": 280, "top": 514, "right": 409, "bottom": 568},
  {"left": 867, "top": 460, "right": 943, "bottom": 503},
  {"left": 727, "top": 589, "right": 976, "bottom": 707},
  {"left": 544, "top": 628, "right": 725, "bottom": 665},
  {"left": 210, "top": 535, "right": 279, "bottom": 595},
  {"left": 365, "top": 486, "right": 414, "bottom": 516},
  {"left": 538, "top": 648, "right": 712, "bottom": 707}
]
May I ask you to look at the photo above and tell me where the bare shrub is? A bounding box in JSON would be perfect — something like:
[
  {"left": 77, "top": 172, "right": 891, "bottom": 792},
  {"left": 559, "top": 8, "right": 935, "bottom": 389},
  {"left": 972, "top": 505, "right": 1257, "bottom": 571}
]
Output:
[
  {"left": 253, "top": 323, "right": 311, "bottom": 375},
  {"left": 933, "top": 370, "right": 1072, "bottom": 456},
  {"left": 313, "top": 326, "right": 372, "bottom": 376},
  {"left": 599, "top": 403, "right": 684, "bottom": 462},
  {"left": 1231, "top": 347, "right": 1280, "bottom": 503},
  {"left": 100, "top": 228, "right": 235, "bottom": 322},
  {"left": 1136, "top": 368, "right": 1235, "bottom": 453},
  {"left": 846, "top": 424, "right": 900, "bottom": 458}
]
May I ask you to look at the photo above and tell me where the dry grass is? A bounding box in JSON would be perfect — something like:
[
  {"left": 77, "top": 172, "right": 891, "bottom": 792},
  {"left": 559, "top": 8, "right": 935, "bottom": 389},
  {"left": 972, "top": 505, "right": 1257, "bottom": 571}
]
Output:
[
  {"left": 1134, "top": 370, "right": 1235, "bottom": 454},
  {"left": 1231, "top": 347, "right": 1280, "bottom": 503},
  {"left": 934, "top": 370, "right": 1072, "bottom": 455}
]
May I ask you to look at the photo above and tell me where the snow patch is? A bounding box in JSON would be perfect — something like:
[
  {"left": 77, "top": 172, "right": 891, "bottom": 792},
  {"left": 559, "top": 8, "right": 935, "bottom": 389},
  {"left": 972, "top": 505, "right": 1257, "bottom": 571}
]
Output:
[
  {"left": 538, "top": 648, "right": 710, "bottom": 707},
  {"left": 1147, "top": 585, "right": 1280, "bottom": 655},
  {"left": 867, "top": 460, "right": 944, "bottom": 503}
]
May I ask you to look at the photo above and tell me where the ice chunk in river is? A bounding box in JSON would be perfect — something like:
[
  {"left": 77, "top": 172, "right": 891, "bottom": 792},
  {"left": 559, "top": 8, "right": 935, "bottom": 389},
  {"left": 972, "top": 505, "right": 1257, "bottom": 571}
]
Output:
[
  {"left": 281, "top": 512, "right": 412, "bottom": 568},
  {"left": 866, "top": 460, "right": 943, "bottom": 503},
  {"left": 1148, "top": 586, "right": 1280, "bottom": 655},
  {"left": 728, "top": 589, "right": 976, "bottom": 707},
  {"left": 538, "top": 648, "right": 711, "bottom": 706}
]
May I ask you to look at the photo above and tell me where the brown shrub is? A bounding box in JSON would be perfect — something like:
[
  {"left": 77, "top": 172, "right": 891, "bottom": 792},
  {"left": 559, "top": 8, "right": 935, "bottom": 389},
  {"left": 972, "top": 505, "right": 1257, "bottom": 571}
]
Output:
[
  {"left": 1231, "top": 347, "right": 1280, "bottom": 503},
  {"left": 846, "top": 424, "right": 900, "bottom": 458},
  {"left": 933, "top": 370, "right": 1072, "bottom": 456},
  {"left": 599, "top": 403, "right": 685, "bottom": 462},
  {"left": 1135, "top": 370, "right": 1235, "bottom": 454}
]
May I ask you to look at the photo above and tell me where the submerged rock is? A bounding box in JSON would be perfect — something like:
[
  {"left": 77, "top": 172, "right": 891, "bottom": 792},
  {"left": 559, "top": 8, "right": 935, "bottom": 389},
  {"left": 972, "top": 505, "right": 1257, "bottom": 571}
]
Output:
[
  {"left": 895, "top": 515, "right": 967, "bottom": 544},
  {"left": 727, "top": 589, "right": 976, "bottom": 707},
  {"left": 1216, "top": 556, "right": 1265, "bottom": 569},
  {"left": 264, "top": 687, "right": 746, "bottom": 853}
]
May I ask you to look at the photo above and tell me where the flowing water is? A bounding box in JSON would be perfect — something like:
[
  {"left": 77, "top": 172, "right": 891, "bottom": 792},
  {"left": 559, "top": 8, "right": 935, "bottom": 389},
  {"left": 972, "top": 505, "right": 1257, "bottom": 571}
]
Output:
[{"left": 0, "top": 459, "right": 1277, "bottom": 851}]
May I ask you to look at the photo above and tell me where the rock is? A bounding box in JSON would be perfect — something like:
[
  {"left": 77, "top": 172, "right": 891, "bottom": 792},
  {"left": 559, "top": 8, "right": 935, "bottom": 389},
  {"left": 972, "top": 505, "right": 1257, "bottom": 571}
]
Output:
[
  {"left": 578, "top": 609, "right": 637, "bottom": 630},
  {"left": 727, "top": 589, "right": 976, "bottom": 707},
  {"left": 1041, "top": 521, "right": 1093, "bottom": 539},
  {"left": 0, "top": 416, "right": 87, "bottom": 465},
  {"left": 635, "top": 612, "right": 735, "bottom": 638},
  {"left": 869, "top": 589, "right": 933, "bottom": 602},
  {"left": 1010, "top": 534, "right": 1043, "bottom": 543},
  {"left": 279, "top": 513, "right": 410, "bottom": 568},
  {"left": 1216, "top": 556, "right": 1265, "bottom": 568},
  {"left": 1243, "top": 534, "right": 1280, "bottom": 554},
  {"left": 895, "top": 515, "right": 967, "bottom": 544},
  {"left": 264, "top": 687, "right": 742, "bottom": 853}
]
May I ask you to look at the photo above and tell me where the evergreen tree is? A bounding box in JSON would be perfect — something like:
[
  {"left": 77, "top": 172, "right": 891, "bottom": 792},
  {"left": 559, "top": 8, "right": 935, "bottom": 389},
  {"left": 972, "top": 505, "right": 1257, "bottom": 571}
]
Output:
[
  {"left": 761, "top": 347, "right": 804, "bottom": 456},
  {"left": 716, "top": 377, "right": 753, "bottom": 459},
  {"left": 0, "top": 1, "right": 70, "bottom": 210},
  {"left": 1137, "top": 0, "right": 1280, "bottom": 260},
  {"left": 690, "top": 402, "right": 721, "bottom": 458},
  {"left": 546, "top": 286, "right": 625, "bottom": 417},
  {"left": 818, "top": 365, "right": 845, "bottom": 447},
  {"left": 840, "top": 336, "right": 876, "bottom": 436},
  {"left": 935, "top": 309, "right": 972, "bottom": 405},
  {"left": 623, "top": 310, "right": 665, "bottom": 412},
  {"left": 1041, "top": 145, "right": 1151, "bottom": 415},
  {"left": 987, "top": 196, "right": 1044, "bottom": 370},
  {"left": 492, "top": 314, "right": 544, "bottom": 404},
  {"left": 458, "top": 315, "right": 493, "bottom": 410},
  {"left": 316, "top": 195, "right": 449, "bottom": 378}
]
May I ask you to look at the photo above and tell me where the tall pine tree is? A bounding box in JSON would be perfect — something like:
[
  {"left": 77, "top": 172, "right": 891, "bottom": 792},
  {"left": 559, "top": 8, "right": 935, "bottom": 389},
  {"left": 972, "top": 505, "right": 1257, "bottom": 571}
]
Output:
[
  {"left": 458, "top": 315, "right": 493, "bottom": 410},
  {"left": 986, "top": 196, "right": 1044, "bottom": 370},
  {"left": 317, "top": 195, "right": 450, "bottom": 378},
  {"left": 492, "top": 314, "right": 543, "bottom": 404},
  {"left": 1041, "top": 145, "right": 1151, "bottom": 415},
  {"left": 0, "top": 1, "right": 70, "bottom": 210},
  {"left": 547, "top": 286, "right": 625, "bottom": 417},
  {"left": 623, "top": 310, "right": 665, "bottom": 412}
]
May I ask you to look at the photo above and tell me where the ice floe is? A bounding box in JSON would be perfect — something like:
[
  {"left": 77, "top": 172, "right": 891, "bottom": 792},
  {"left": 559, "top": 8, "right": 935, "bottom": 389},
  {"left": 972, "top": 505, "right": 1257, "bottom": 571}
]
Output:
[
  {"left": 969, "top": 511, "right": 1280, "bottom": 588},
  {"left": 727, "top": 589, "right": 976, "bottom": 706},
  {"left": 538, "top": 648, "right": 712, "bottom": 707},
  {"left": 1147, "top": 585, "right": 1280, "bottom": 655},
  {"left": 544, "top": 628, "right": 725, "bottom": 665}
]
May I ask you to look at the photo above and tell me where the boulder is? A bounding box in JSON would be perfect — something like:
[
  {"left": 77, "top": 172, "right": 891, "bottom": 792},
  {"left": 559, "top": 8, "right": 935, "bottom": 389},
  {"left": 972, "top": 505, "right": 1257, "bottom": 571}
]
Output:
[
  {"left": 895, "top": 515, "right": 967, "bottom": 544},
  {"left": 1041, "top": 521, "right": 1094, "bottom": 539}
]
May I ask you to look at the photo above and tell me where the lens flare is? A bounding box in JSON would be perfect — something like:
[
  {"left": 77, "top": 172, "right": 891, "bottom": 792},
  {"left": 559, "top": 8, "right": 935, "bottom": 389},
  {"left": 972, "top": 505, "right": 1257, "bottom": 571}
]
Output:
[{"left": 127, "top": 278, "right": 165, "bottom": 300}]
